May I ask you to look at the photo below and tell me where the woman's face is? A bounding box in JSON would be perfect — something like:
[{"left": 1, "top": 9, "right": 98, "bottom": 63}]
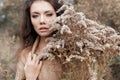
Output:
[{"left": 30, "top": 0, "right": 56, "bottom": 37}]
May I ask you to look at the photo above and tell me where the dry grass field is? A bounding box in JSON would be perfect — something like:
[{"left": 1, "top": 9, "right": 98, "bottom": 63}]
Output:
[{"left": 0, "top": 0, "right": 120, "bottom": 80}]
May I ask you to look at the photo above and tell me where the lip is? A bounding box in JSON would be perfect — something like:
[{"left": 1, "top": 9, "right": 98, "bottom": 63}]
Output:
[{"left": 39, "top": 27, "right": 49, "bottom": 32}]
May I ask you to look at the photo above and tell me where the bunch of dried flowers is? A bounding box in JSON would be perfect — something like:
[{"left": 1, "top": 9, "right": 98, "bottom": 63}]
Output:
[{"left": 40, "top": 0, "right": 120, "bottom": 80}]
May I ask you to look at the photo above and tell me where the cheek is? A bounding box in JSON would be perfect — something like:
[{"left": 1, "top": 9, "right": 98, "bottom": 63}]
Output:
[
  {"left": 31, "top": 19, "right": 38, "bottom": 31},
  {"left": 31, "top": 18, "right": 35, "bottom": 25},
  {"left": 51, "top": 15, "right": 56, "bottom": 21},
  {"left": 46, "top": 16, "right": 56, "bottom": 24},
  {"left": 31, "top": 18, "right": 38, "bottom": 27}
]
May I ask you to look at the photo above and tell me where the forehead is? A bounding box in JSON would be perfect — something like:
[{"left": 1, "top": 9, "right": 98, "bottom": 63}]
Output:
[{"left": 30, "top": 0, "right": 55, "bottom": 13}]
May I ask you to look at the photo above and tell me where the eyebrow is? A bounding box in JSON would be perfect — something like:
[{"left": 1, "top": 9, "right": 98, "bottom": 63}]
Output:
[
  {"left": 31, "top": 12, "right": 39, "bottom": 14},
  {"left": 31, "top": 10, "right": 53, "bottom": 14}
]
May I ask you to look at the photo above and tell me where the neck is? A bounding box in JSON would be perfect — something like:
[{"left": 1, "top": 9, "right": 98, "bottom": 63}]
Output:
[{"left": 37, "top": 36, "right": 47, "bottom": 52}]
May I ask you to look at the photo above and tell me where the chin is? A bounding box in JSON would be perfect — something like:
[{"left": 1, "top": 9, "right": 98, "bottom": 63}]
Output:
[{"left": 38, "top": 32, "right": 51, "bottom": 37}]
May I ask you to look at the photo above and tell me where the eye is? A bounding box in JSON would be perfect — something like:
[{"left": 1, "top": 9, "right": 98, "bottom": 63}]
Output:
[
  {"left": 31, "top": 15, "right": 38, "bottom": 18},
  {"left": 46, "top": 13, "right": 53, "bottom": 17}
]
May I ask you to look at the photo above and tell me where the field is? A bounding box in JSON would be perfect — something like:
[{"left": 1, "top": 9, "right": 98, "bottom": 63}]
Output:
[{"left": 0, "top": 0, "right": 120, "bottom": 80}]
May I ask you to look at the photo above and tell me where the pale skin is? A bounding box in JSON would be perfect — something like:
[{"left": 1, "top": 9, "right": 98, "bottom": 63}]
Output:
[
  {"left": 24, "top": 0, "right": 57, "bottom": 80},
  {"left": 24, "top": 52, "right": 42, "bottom": 80}
]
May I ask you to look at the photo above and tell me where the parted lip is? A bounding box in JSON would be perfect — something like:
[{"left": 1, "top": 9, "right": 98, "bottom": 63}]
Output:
[
  {"left": 39, "top": 27, "right": 48, "bottom": 30},
  {"left": 39, "top": 26, "right": 49, "bottom": 31}
]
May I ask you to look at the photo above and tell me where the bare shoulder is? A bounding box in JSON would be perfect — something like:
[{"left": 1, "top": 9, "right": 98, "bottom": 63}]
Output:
[
  {"left": 21, "top": 46, "right": 32, "bottom": 55},
  {"left": 18, "top": 46, "right": 32, "bottom": 61}
]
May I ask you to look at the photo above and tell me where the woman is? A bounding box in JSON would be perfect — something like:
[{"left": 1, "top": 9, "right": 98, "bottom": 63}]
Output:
[{"left": 15, "top": 0, "right": 63, "bottom": 80}]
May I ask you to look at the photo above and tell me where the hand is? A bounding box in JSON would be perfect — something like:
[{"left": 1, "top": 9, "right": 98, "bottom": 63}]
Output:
[{"left": 24, "top": 52, "right": 42, "bottom": 80}]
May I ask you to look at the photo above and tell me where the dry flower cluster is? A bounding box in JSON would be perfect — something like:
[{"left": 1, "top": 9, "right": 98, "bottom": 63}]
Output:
[{"left": 37, "top": 0, "right": 120, "bottom": 80}]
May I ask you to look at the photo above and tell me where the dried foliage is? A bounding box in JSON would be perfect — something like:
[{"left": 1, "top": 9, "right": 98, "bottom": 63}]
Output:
[
  {"left": 0, "top": 0, "right": 21, "bottom": 80},
  {"left": 39, "top": 0, "right": 120, "bottom": 80},
  {"left": 0, "top": 0, "right": 120, "bottom": 80},
  {"left": 74, "top": 0, "right": 120, "bottom": 32}
]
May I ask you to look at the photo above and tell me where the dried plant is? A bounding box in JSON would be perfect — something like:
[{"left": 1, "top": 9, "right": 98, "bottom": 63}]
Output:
[{"left": 38, "top": 0, "right": 120, "bottom": 80}]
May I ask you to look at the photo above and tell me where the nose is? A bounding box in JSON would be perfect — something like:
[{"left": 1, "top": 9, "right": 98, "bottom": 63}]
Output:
[{"left": 40, "top": 15, "right": 46, "bottom": 25}]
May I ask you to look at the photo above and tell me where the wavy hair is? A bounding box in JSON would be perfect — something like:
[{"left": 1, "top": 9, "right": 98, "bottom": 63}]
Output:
[{"left": 20, "top": 0, "right": 63, "bottom": 49}]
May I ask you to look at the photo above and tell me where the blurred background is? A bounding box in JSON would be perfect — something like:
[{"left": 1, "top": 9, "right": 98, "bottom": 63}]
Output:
[{"left": 0, "top": 0, "right": 120, "bottom": 80}]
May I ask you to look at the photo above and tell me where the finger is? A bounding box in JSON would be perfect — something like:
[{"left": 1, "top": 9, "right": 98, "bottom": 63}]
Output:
[
  {"left": 27, "top": 52, "right": 32, "bottom": 62},
  {"left": 38, "top": 61, "right": 43, "bottom": 69},
  {"left": 28, "top": 51, "right": 32, "bottom": 57},
  {"left": 32, "top": 54, "right": 37, "bottom": 62},
  {"left": 35, "top": 56, "right": 40, "bottom": 65}
]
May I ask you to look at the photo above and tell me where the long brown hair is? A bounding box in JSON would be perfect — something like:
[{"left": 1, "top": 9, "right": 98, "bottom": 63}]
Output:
[{"left": 20, "top": 0, "right": 63, "bottom": 49}]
